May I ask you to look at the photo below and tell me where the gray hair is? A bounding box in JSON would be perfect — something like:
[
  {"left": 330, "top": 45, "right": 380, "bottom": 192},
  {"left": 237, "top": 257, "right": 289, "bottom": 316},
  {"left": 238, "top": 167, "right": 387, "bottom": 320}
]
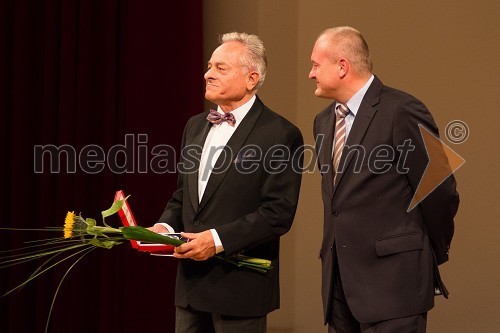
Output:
[
  {"left": 220, "top": 32, "right": 267, "bottom": 90},
  {"left": 319, "top": 26, "right": 373, "bottom": 74}
]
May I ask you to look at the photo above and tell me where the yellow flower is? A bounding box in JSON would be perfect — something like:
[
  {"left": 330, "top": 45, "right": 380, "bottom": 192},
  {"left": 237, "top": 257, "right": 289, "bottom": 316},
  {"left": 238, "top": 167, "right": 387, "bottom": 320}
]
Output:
[{"left": 63, "top": 211, "right": 76, "bottom": 239}]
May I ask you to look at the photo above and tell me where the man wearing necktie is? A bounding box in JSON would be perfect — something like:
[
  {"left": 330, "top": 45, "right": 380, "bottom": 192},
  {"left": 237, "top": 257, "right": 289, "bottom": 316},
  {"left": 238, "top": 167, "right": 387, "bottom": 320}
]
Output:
[
  {"left": 148, "top": 32, "right": 303, "bottom": 332},
  {"left": 309, "top": 27, "right": 459, "bottom": 332}
]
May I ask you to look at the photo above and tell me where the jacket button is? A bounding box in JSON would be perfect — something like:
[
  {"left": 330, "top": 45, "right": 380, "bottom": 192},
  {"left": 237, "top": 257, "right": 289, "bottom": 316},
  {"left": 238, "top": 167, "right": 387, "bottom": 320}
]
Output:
[
  {"left": 193, "top": 219, "right": 200, "bottom": 226},
  {"left": 332, "top": 210, "right": 339, "bottom": 217}
]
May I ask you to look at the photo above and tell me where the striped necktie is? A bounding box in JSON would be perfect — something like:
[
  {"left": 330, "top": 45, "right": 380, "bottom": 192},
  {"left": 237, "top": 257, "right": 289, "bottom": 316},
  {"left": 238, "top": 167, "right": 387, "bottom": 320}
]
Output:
[{"left": 333, "top": 103, "right": 349, "bottom": 185}]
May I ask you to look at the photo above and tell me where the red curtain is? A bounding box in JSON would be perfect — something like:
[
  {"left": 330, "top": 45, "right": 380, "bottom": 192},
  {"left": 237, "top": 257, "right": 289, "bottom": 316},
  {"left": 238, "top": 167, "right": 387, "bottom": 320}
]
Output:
[{"left": 0, "top": 0, "right": 203, "bottom": 332}]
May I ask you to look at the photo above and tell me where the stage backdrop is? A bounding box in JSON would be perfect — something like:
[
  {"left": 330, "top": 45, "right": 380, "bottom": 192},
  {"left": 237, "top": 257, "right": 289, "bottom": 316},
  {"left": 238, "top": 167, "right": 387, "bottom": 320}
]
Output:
[
  {"left": 0, "top": 1, "right": 203, "bottom": 332},
  {"left": 202, "top": 1, "right": 499, "bottom": 332}
]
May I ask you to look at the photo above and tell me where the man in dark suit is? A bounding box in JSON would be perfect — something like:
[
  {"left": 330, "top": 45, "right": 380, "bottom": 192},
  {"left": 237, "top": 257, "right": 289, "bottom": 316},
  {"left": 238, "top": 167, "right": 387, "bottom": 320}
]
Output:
[
  {"left": 309, "top": 26, "right": 459, "bottom": 332},
  {"left": 149, "top": 32, "right": 303, "bottom": 332}
]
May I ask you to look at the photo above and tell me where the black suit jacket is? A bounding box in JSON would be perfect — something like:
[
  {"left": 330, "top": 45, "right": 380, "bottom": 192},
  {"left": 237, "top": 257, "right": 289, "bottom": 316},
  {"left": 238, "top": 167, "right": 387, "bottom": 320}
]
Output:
[
  {"left": 314, "top": 76, "right": 459, "bottom": 323},
  {"left": 158, "top": 96, "right": 303, "bottom": 316}
]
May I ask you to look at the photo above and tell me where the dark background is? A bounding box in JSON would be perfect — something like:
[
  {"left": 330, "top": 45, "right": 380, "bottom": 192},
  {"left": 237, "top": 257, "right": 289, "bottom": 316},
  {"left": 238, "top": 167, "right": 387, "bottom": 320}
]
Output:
[{"left": 0, "top": 0, "right": 203, "bottom": 332}]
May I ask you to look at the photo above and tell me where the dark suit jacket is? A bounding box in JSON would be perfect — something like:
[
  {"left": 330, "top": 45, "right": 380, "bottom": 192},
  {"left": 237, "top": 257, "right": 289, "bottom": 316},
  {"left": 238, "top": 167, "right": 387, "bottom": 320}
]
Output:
[
  {"left": 314, "top": 76, "right": 459, "bottom": 324},
  {"left": 158, "top": 96, "right": 303, "bottom": 316}
]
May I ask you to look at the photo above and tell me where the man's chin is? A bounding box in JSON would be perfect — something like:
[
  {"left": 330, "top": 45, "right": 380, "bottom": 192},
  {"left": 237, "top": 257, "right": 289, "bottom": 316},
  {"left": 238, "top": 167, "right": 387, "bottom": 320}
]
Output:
[
  {"left": 314, "top": 89, "right": 325, "bottom": 98},
  {"left": 204, "top": 92, "right": 219, "bottom": 104},
  {"left": 205, "top": 91, "right": 215, "bottom": 99}
]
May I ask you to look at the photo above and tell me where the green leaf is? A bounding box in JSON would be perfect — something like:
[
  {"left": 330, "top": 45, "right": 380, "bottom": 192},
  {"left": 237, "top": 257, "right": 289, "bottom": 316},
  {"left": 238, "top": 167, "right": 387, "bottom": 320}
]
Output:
[
  {"left": 121, "top": 226, "right": 184, "bottom": 246},
  {"left": 86, "top": 218, "right": 104, "bottom": 237},
  {"left": 86, "top": 218, "right": 96, "bottom": 228},
  {"left": 88, "top": 238, "right": 121, "bottom": 249},
  {"left": 101, "top": 196, "right": 130, "bottom": 219}
]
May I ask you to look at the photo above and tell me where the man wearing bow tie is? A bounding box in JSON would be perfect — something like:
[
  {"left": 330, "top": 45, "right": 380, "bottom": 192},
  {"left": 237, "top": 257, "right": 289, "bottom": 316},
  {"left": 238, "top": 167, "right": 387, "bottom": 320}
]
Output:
[{"left": 148, "top": 32, "right": 303, "bottom": 332}]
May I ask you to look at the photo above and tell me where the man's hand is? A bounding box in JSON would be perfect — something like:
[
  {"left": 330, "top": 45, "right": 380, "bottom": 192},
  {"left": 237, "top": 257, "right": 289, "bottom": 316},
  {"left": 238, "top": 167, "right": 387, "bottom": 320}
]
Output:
[
  {"left": 173, "top": 230, "right": 216, "bottom": 261},
  {"left": 146, "top": 224, "right": 168, "bottom": 234}
]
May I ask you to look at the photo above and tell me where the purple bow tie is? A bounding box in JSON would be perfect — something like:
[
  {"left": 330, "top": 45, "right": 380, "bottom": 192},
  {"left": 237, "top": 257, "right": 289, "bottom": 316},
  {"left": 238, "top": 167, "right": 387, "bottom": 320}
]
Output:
[{"left": 207, "top": 109, "right": 236, "bottom": 126}]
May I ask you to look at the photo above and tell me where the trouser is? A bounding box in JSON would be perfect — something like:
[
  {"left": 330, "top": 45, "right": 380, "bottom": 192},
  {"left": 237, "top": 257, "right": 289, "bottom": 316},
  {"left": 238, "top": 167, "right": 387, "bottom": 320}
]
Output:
[
  {"left": 175, "top": 305, "right": 267, "bottom": 333},
  {"left": 328, "top": 258, "right": 427, "bottom": 333}
]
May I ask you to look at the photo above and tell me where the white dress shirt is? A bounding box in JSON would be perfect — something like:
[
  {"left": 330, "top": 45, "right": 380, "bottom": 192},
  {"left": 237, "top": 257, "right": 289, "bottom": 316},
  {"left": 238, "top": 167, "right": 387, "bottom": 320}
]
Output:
[
  {"left": 157, "top": 95, "right": 256, "bottom": 254},
  {"left": 198, "top": 95, "right": 255, "bottom": 199}
]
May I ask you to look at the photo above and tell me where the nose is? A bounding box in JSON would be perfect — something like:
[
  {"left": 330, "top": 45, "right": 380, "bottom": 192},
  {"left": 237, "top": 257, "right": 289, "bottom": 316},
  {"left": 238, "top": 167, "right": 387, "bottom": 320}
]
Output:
[
  {"left": 204, "top": 67, "right": 215, "bottom": 80},
  {"left": 308, "top": 68, "right": 315, "bottom": 79}
]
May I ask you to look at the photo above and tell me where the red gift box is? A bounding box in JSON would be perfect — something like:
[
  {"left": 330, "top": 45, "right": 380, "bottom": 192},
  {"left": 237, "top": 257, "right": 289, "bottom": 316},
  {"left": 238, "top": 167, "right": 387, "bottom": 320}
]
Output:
[{"left": 114, "top": 190, "right": 176, "bottom": 256}]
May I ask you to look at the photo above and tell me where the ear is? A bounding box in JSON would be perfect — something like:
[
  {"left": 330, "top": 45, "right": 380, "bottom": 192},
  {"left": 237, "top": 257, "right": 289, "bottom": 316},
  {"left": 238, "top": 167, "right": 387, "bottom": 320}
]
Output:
[
  {"left": 246, "top": 71, "right": 260, "bottom": 91},
  {"left": 338, "top": 58, "right": 349, "bottom": 79}
]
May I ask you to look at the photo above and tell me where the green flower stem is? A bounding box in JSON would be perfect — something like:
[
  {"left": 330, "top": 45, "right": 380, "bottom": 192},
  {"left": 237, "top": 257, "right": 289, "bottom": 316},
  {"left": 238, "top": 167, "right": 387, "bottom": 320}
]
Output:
[
  {"left": 119, "top": 226, "right": 271, "bottom": 273},
  {"left": 1, "top": 244, "right": 92, "bottom": 298},
  {"left": 0, "top": 243, "right": 88, "bottom": 268},
  {"left": 120, "top": 226, "right": 184, "bottom": 246},
  {"left": 44, "top": 247, "right": 95, "bottom": 333}
]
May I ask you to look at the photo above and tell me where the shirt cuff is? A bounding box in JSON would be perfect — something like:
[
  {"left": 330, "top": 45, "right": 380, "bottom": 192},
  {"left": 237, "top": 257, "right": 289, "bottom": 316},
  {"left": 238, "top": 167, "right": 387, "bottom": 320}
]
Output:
[
  {"left": 210, "top": 228, "right": 224, "bottom": 254},
  {"left": 155, "top": 223, "right": 175, "bottom": 233}
]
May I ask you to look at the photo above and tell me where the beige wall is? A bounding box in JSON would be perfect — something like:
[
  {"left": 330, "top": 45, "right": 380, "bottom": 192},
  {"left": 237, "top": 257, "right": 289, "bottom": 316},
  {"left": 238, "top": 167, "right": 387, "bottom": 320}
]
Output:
[{"left": 203, "top": 1, "right": 500, "bottom": 332}]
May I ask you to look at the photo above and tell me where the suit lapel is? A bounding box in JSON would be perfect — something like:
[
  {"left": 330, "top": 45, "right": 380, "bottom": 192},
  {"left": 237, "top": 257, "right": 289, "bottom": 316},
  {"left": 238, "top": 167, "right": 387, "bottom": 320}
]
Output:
[
  {"left": 187, "top": 120, "right": 212, "bottom": 212},
  {"left": 317, "top": 104, "right": 336, "bottom": 199},
  {"left": 332, "top": 77, "right": 382, "bottom": 198},
  {"left": 197, "top": 97, "right": 264, "bottom": 214}
]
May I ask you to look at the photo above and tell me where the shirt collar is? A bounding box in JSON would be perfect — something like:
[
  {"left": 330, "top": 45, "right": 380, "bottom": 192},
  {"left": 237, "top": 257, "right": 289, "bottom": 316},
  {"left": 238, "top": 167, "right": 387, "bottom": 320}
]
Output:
[
  {"left": 340, "top": 74, "right": 374, "bottom": 117},
  {"left": 216, "top": 95, "right": 256, "bottom": 126}
]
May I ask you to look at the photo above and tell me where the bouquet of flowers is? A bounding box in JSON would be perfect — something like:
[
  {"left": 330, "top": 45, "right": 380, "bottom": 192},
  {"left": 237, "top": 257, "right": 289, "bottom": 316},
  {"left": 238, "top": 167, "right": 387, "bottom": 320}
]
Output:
[{"left": 0, "top": 194, "right": 272, "bottom": 332}]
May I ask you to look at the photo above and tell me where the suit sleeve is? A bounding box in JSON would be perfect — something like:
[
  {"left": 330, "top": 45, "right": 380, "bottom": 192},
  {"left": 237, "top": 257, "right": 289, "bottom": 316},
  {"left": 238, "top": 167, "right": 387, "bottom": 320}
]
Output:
[
  {"left": 393, "top": 97, "right": 459, "bottom": 265},
  {"left": 215, "top": 125, "right": 304, "bottom": 256}
]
